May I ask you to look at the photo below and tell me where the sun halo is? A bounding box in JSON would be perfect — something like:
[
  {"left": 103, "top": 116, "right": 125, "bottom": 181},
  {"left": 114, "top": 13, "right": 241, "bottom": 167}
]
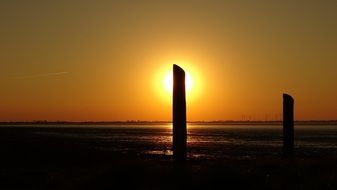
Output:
[{"left": 164, "top": 71, "right": 193, "bottom": 94}]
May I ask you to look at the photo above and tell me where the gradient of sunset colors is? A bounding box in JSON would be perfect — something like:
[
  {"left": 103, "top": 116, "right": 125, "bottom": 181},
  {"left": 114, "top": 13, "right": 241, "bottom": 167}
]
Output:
[{"left": 1, "top": 1, "right": 337, "bottom": 121}]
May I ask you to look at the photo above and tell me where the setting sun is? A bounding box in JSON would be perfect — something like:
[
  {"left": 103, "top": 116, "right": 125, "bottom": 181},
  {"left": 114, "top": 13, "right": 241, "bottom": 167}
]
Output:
[
  {"left": 163, "top": 71, "right": 193, "bottom": 94},
  {"left": 154, "top": 62, "right": 202, "bottom": 105}
]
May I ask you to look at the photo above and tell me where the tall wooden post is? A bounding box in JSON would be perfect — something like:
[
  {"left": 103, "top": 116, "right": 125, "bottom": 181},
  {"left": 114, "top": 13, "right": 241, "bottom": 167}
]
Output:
[
  {"left": 173, "top": 64, "right": 187, "bottom": 162},
  {"left": 283, "top": 93, "right": 294, "bottom": 156}
]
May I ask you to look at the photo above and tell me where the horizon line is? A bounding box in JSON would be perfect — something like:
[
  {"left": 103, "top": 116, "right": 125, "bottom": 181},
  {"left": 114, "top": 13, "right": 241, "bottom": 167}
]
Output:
[{"left": 1, "top": 120, "right": 337, "bottom": 124}]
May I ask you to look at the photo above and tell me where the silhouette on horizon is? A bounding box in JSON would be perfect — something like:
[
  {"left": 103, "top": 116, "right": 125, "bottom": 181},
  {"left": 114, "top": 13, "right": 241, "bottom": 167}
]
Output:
[
  {"left": 173, "top": 64, "right": 187, "bottom": 162},
  {"left": 283, "top": 93, "right": 294, "bottom": 156}
]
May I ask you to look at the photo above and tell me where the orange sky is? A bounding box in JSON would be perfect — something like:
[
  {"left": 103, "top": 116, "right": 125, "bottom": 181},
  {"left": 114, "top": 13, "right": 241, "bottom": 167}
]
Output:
[{"left": 0, "top": 1, "right": 337, "bottom": 121}]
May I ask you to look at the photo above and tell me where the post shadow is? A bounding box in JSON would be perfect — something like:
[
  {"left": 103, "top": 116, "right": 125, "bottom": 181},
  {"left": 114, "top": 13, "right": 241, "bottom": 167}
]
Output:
[
  {"left": 283, "top": 93, "right": 294, "bottom": 156},
  {"left": 173, "top": 64, "right": 187, "bottom": 163}
]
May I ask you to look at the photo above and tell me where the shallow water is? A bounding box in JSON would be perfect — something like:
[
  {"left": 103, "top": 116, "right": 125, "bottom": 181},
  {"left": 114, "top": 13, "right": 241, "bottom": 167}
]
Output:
[{"left": 2, "top": 124, "right": 337, "bottom": 160}]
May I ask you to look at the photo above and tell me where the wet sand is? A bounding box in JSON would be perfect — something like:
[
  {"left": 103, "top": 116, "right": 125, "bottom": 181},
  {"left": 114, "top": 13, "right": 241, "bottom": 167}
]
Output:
[{"left": 0, "top": 126, "right": 337, "bottom": 190}]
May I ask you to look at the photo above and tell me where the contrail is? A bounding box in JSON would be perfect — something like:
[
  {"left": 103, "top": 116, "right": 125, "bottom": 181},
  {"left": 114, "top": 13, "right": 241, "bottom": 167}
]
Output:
[{"left": 13, "top": 72, "right": 69, "bottom": 79}]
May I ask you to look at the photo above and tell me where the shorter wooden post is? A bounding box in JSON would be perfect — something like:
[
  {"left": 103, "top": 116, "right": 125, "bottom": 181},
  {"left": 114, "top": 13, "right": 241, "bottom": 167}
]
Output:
[{"left": 283, "top": 93, "right": 294, "bottom": 156}]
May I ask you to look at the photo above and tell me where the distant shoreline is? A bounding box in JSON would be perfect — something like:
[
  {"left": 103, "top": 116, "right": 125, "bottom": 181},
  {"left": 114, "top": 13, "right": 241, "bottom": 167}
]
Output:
[{"left": 1, "top": 120, "right": 337, "bottom": 125}]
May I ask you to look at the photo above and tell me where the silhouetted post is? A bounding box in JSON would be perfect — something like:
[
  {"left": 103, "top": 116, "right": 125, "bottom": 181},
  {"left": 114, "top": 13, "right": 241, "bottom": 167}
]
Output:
[
  {"left": 173, "top": 64, "right": 187, "bottom": 163},
  {"left": 283, "top": 93, "right": 294, "bottom": 156}
]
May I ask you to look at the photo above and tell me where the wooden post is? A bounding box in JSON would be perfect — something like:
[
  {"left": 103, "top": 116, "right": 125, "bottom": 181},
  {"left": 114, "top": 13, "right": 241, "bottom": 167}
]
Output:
[
  {"left": 173, "top": 64, "right": 187, "bottom": 162},
  {"left": 283, "top": 93, "right": 294, "bottom": 156}
]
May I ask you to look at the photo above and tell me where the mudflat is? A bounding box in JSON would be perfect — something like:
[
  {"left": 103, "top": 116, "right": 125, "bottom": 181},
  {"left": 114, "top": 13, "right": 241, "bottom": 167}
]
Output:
[{"left": 0, "top": 126, "right": 336, "bottom": 190}]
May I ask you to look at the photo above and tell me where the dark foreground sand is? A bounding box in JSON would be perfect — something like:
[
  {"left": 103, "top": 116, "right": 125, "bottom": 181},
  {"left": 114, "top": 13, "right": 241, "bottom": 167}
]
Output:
[{"left": 0, "top": 127, "right": 337, "bottom": 190}]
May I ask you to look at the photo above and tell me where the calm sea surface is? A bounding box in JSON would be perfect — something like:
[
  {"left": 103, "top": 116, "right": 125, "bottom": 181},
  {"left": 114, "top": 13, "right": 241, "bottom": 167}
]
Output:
[{"left": 3, "top": 124, "right": 337, "bottom": 160}]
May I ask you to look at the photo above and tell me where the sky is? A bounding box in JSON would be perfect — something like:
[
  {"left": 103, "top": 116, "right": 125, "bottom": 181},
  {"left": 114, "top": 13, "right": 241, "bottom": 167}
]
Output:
[{"left": 0, "top": 0, "right": 337, "bottom": 121}]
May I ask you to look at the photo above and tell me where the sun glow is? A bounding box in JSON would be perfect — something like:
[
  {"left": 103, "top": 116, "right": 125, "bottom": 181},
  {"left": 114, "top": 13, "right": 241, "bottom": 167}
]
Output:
[
  {"left": 154, "top": 62, "right": 202, "bottom": 104},
  {"left": 164, "top": 71, "right": 193, "bottom": 94}
]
